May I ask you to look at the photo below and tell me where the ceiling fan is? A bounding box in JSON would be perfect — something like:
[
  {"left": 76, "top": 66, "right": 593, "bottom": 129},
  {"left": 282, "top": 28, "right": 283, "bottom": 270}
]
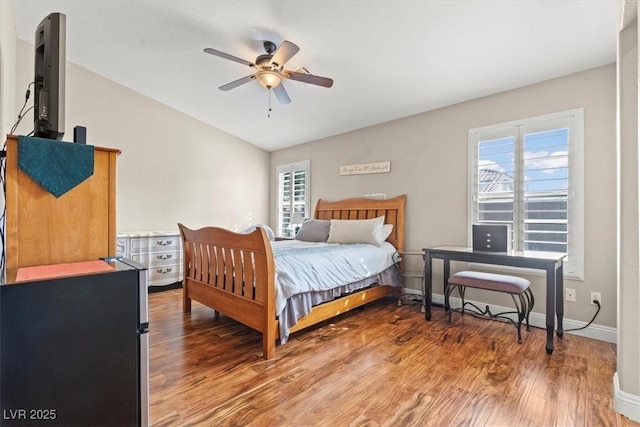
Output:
[{"left": 204, "top": 40, "right": 333, "bottom": 106}]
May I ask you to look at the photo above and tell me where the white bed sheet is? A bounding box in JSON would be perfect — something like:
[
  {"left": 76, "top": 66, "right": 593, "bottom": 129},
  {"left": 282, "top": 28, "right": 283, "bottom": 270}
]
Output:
[{"left": 272, "top": 240, "right": 398, "bottom": 316}]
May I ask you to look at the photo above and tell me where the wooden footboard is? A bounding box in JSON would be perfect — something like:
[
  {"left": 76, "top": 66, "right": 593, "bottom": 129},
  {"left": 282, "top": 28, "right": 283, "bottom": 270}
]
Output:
[
  {"left": 178, "top": 194, "right": 406, "bottom": 360},
  {"left": 178, "top": 224, "right": 277, "bottom": 359}
]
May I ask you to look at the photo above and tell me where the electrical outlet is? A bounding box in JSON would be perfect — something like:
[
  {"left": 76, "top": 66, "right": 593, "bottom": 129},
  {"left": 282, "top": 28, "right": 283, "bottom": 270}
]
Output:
[
  {"left": 566, "top": 288, "right": 576, "bottom": 302},
  {"left": 591, "top": 292, "right": 602, "bottom": 306}
]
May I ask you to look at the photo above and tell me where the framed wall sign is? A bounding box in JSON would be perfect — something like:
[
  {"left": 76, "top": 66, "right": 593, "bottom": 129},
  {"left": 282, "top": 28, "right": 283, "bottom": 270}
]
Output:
[{"left": 340, "top": 161, "right": 391, "bottom": 176}]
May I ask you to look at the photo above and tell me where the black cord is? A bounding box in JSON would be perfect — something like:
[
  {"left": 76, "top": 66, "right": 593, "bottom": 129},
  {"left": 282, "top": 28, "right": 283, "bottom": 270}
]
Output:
[
  {"left": 10, "top": 82, "right": 35, "bottom": 135},
  {"left": 564, "top": 300, "right": 601, "bottom": 332},
  {"left": 2, "top": 81, "right": 36, "bottom": 282},
  {"left": 0, "top": 139, "right": 6, "bottom": 283}
]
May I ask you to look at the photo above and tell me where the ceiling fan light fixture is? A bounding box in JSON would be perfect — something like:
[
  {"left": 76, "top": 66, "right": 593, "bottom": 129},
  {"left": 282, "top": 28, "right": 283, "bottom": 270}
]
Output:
[
  {"left": 205, "top": 39, "right": 333, "bottom": 105},
  {"left": 256, "top": 70, "right": 282, "bottom": 89}
]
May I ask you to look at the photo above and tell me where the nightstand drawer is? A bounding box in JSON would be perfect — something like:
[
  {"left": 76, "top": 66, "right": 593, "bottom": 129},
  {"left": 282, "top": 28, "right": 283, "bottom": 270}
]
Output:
[
  {"left": 148, "top": 264, "right": 182, "bottom": 286},
  {"left": 132, "top": 252, "right": 182, "bottom": 268},
  {"left": 131, "top": 236, "right": 181, "bottom": 253}
]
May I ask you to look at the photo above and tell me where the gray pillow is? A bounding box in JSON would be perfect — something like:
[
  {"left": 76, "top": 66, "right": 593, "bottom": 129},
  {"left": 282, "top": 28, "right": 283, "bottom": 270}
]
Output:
[{"left": 294, "top": 219, "right": 331, "bottom": 242}]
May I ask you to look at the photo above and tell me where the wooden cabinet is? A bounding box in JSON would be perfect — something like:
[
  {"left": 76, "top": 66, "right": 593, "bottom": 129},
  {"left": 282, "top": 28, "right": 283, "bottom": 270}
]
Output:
[
  {"left": 117, "top": 231, "right": 182, "bottom": 287},
  {"left": 5, "top": 135, "right": 120, "bottom": 272}
]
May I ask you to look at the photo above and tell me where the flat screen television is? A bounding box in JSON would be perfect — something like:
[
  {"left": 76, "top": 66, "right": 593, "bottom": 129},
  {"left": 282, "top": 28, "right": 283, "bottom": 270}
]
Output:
[{"left": 34, "top": 12, "right": 66, "bottom": 140}]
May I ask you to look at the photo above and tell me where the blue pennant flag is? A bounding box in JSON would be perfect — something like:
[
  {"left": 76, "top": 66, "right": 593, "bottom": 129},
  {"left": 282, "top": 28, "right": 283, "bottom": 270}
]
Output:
[{"left": 18, "top": 136, "right": 94, "bottom": 198}]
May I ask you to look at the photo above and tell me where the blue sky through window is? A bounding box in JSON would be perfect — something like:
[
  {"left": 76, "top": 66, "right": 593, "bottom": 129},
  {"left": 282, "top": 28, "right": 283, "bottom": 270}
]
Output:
[
  {"left": 524, "top": 129, "right": 569, "bottom": 193},
  {"left": 478, "top": 129, "right": 568, "bottom": 194}
]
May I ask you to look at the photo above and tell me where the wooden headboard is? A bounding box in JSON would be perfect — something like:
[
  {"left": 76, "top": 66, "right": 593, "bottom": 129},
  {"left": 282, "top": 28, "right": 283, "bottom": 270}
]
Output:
[{"left": 314, "top": 195, "right": 406, "bottom": 252}]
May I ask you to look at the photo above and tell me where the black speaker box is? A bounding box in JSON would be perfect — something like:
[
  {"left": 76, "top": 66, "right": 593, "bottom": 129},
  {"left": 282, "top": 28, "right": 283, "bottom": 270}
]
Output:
[
  {"left": 74, "top": 125, "right": 87, "bottom": 144},
  {"left": 472, "top": 224, "right": 511, "bottom": 252}
]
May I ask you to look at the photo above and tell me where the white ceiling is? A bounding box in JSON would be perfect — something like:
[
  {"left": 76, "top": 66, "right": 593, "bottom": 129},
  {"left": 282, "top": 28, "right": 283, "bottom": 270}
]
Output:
[{"left": 13, "top": 1, "right": 618, "bottom": 152}]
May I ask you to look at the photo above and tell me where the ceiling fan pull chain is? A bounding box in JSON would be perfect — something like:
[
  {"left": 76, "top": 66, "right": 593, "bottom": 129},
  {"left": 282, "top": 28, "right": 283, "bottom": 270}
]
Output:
[{"left": 267, "top": 87, "right": 272, "bottom": 118}]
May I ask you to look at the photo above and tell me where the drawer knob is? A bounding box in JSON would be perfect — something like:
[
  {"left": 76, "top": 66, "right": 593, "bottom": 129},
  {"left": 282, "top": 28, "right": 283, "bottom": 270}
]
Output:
[
  {"left": 156, "top": 267, "right": 173, "bottom": 274},
  {"left": 156, "top": 240, "right": 174, "bottom": 246},
  {"left": 156, "top": 254, "right": 173, "bottom": 260}
]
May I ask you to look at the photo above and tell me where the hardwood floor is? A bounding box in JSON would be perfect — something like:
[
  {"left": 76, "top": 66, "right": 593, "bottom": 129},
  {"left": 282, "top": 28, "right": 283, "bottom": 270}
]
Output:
[{"left": 149, "top": 289, "right": 637, "bottom": 426}]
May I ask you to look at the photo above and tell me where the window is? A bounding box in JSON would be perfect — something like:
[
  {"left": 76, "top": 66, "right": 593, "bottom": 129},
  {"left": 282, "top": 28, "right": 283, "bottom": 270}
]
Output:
[
  {"left": 276, "top": 160, "right": 310, "bottom": 237},
  {"left": 468, "top": 108, "right": 584, "bottom": 279}
]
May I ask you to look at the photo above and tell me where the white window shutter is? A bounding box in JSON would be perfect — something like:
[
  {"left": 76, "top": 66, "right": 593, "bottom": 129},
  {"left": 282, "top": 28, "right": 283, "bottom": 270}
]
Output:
[
  {"left": 276, "top": 160, "right": 310, "bottom": 237},
  {"left": 468, "top": 109, "right": 584, "bottom": 279}
]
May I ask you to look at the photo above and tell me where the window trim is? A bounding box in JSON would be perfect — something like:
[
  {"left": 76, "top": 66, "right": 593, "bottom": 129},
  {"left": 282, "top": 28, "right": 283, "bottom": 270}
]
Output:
[
  {"left": 276, "top": 160, "right": 310, "bottom": 238},
  {"left": 467, "top": 108, "right": 584, "bottom": 280}
]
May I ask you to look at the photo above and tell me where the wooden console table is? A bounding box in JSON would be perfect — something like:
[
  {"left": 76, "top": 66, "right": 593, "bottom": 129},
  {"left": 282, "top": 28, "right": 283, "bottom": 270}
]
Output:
[
  {"left": 423, "top": 245, "right": 566, "bottom": 354},
  {"left": 5, "top": 135, "right": 120, "bottom": 271}
]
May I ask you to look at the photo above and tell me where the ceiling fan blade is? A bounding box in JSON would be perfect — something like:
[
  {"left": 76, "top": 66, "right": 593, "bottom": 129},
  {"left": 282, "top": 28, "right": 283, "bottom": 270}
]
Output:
[
  {"left": 270, "top": 41, "right": 300, "bottom": 68},
  {"left": 219, "top": 75, "right": 255, "bottom": 91},
  {"left": 273, "top": 84, "right": 291, "bottom": 105},
  {"left": 285, "top": 71, "right": 333, "bottom": 88},
  {"left": 204, "top": 48, "right": 255, "bottom": 67}
]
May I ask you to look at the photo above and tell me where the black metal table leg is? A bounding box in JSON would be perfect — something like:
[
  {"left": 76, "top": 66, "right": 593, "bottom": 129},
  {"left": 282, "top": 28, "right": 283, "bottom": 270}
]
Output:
[
  {"left": 556, "top": 262, "right": 564, "bottom": 338},
  {"left": 443, "top": 259, "right": 450, "bottom": 311},
  {"left": 424, "top": 251, "right": 432, "bottom": 320},
  {"left": 546, "top": 266, "right": 556, "bottom": 354}
]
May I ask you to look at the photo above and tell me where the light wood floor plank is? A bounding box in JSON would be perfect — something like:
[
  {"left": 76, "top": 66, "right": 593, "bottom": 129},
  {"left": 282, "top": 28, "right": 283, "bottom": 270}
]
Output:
[{"left": 148, "top": 289, "right": 638, "bottom": 426}]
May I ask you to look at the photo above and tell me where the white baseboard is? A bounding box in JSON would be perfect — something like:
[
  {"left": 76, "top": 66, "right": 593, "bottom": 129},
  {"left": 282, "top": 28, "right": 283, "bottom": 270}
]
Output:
[
  {"left": 402, "top": 289, "right": 617, "bottom": 344},
  {"left": 614, "top": 372, "right": 640, "bottom": 422}
]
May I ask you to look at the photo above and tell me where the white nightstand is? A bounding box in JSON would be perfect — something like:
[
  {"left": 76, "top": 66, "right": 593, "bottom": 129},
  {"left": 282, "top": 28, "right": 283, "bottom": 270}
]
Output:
[{"left": 117, "top": 231, "right": 183, "bottom": 288}]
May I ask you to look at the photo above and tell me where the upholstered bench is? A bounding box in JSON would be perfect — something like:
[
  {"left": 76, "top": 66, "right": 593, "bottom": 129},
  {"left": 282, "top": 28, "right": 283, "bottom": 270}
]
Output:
[{"left": 446, "top": 271, "right": 534, "bottom": 343}]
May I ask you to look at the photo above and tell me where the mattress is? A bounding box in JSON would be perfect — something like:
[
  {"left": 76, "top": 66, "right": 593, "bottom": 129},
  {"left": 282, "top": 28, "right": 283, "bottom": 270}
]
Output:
[{"left": 272, "top": 240, "right": 401, "bottom": 343}]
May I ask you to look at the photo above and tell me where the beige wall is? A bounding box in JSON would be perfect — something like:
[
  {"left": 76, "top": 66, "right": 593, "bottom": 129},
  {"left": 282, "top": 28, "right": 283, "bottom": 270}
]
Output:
[
  {"left": 13, "top": 39, "right": 270, "bottom": 233},
  {"left": 271, "top": 64, "right": 617, "bottom": 329},
  {"left": 616, "top": 1, "right": 640, "bottom": 416},
  {"left": 0, "top": 0, "right": 16, "bottom": 137}
]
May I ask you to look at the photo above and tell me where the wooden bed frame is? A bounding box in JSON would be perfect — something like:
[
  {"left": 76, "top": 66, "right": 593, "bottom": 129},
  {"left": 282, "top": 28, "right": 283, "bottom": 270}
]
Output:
[{"left": 178, "top": 194, "right": 406, "bottom": 359}]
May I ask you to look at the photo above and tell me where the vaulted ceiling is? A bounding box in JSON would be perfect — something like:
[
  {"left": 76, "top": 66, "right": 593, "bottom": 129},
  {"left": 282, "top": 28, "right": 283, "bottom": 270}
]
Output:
[{"left": 13, "top": 1, "right": 618, "bottom": 151}]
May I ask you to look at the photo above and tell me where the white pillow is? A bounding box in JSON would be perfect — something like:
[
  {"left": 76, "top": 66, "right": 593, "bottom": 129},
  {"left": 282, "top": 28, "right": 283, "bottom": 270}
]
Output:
[
  {"left": 242, "top": 224, "right": 275, "bottom": 241},
  {"left": 378, "top": 223, "right": 394, "bottom": 242},
  {"left": 327, "top": 216, "right": 389, "bottom": 246}
]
